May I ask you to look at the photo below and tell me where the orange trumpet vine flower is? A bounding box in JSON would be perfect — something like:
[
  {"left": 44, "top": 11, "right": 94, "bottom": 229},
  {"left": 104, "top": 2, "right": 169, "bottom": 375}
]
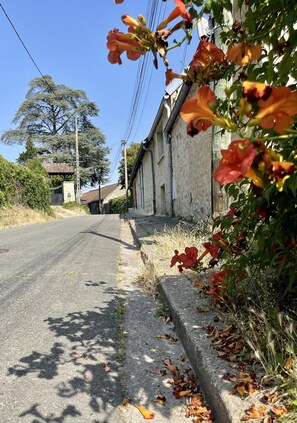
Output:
[
  {"left": 114, "top": 0, "right": 124, "bottom": 3},
  {"left": 165, "top": 68, "right": 186, "bottom": 85},
  {"left": 213, "top": 140, "right": 263, "bottom": 186},
  {"left": 107, "top": 29, "right": 147, "bottom": 64},
  {"left": 190, "top": 39, "right": 227, "bottom": 70},
  {"left": 157, "top": 0, "right": 192, "bottom": 31},
  {"left": 180, "top": 86, "right": 233, "bottom": 136},
  {"left": 208, "top": 270, "right": 231, "bottom": 298},
  {"left": 227, "top": 42, "right": 262, "bottom": 66},
  {"left": 271, "top": 161, "right": 295, "bottom": 191},
  {"left": 242, "top": 81, "right": 272, "bottom": 103},
  {"left": 259, "top": 148, "right": 295, "bottom": 191},
  {"left": 187, "top": 39, "right": 227, "bottom": 82},
  {"left": 253, "top": 86, "right": 297, "bottom": 134},
  {"left": 121, "top": 14, "right": 156, "bottom": 45}
]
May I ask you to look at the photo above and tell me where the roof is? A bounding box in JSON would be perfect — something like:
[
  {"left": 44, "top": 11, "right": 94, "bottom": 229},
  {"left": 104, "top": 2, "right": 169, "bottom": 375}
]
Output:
[
  {"left": 43, "top": 163, "right": 75, "bottom": 174},
  {"left": 128, "top": 81, "right": 192, "bottom": 188},
  {"left": 80, "top": 183, "right": 120, "bottom": 204}
]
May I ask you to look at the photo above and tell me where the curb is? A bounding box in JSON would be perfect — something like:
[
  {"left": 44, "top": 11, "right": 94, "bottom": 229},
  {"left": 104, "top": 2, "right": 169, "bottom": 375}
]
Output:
[
  {"left": 127, "top": 216, "right": 257, "bottom": 423},
  {"left": 158, "top": 276, "right": 250, "bottom": 423}
]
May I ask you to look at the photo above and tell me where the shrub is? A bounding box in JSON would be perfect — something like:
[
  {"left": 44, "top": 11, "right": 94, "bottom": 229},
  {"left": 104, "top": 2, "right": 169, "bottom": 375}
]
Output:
[
  {"left": 109, "top": 194, "right": 132, "bottom": 214},
  {"left": 0, "top": 155, "right": 50, "bottom": 212}
]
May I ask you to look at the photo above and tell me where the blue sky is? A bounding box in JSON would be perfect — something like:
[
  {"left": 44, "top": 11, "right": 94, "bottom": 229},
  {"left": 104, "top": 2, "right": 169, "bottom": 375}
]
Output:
[{"left": 0, "top": 0, "right": 196, "bottom": 187}]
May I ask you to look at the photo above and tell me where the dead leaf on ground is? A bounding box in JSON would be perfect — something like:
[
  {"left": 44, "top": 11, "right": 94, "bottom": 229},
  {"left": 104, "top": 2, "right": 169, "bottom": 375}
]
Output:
[
  {"left": 150, "top": 369, "right": 167, "bottom": 376},
  {"left": 163, "top": 358, "right": 172, "bottom": 367},
  {"left": 185, "top": 393, "right": 212, "bottom": 422},
  {"left": 102, "top": 363, "right": 110, "bottom": 373},
  {"left": 135, "top": 404, "right": 155, "bottom": 419},
  {"left": 235, "top": 383, "right": 247, "bottom": 399},
  {"left": 156, "top": 334, "right": 178, "bottom": 343},
  {"left": 118, "top": 397, "right": 131, "bottom": 413},
  {"left": 151, "top": 395, "right": 166, "bottom": 406},
  {"left": 173, "top": 389, "right": 192, "bottom": 399},
  {"left": 241, "top": 404, "right": 267, "bottom": 421},
  {"left": 270, "top": 404, "right": 288, "bottom": 417}
]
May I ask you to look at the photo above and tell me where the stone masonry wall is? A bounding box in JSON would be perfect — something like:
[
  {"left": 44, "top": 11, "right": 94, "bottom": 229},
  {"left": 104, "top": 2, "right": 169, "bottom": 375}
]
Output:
[
  {"left": 151, "top": 110, "right": 170, "bottom": 215},
  {"left": 134, "top": 152, "right": 154, "bottom": 214},
  {"left": 171, "top": 84, "right": 212, "bottom": 221}
]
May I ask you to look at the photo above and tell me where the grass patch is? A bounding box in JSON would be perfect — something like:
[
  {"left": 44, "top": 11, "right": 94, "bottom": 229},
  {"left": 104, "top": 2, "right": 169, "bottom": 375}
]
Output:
[
  {"left": 0, "top": 205, "right": 54, "bottom": 228},
  {"left": 62, "top": 201, "right": 89, "bottom": 214},
  {"left": 139, "top": 221, "right": 212, "bottom": 295},
  {"left": 151, "top": 220, "right": 212, "bottom": 260},
  {"left": 155, "top": 301, "right": 171, "bottom": 319},
  {"left": 147, "top": 220, "right": 297, "bottom": 418}
]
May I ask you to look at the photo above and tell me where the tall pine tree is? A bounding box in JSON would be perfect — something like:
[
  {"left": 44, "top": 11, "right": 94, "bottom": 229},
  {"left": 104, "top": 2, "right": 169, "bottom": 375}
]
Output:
[{"left": 1, "top": 75, "right": 110, "bottom": 186}]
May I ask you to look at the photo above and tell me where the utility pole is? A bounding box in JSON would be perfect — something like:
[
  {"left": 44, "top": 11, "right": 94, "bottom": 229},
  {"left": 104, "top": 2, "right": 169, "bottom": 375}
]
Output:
[
  {"left": 75, "top": 115, "right": 80, "bottom": 204},
  {"left": 121, "top": 139, "right": 129, "bottom": 212},
  {"left": 98, "top": 168, "right": 102, "bottom": 214}
]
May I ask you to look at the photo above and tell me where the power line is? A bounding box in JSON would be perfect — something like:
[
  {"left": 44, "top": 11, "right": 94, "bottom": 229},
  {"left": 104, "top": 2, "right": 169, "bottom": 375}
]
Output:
[
  {"left": 0, "top": 2, "right": 80, "bottom": 128},
  {"left": 109, "top": 143, "right": 123, "bottom": 182},
  {"left": 122, "top": 0, "right": 166, "bottom": 144},
  {"left": 0, "top": 3, "right": 45, "bottom": 81},
  {"left": 130, "top": 1, "right": 167, "bottom": 141}
]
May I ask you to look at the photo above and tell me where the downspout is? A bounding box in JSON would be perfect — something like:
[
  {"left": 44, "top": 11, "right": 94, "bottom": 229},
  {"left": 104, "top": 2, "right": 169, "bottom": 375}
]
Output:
[
  {"left": 141, "top": 164, "right": 145, "bottom": 209},
  {"left": 164, "top": 96, "right": 174, "bottom": 217},
  {"left": 142, "top": 142, "right": 156, "bottom": 215}
]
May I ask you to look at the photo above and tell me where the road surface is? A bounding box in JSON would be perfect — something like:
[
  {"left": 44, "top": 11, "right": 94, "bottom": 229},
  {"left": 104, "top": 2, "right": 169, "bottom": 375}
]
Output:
[{"left": 0, "top": 215, "right": 124, "bottom": 423}]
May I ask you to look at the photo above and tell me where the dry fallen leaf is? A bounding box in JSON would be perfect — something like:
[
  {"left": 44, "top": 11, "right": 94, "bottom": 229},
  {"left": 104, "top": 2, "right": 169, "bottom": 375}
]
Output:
[
  {"left": 241, "top": 404, "right": 267, "bottom": 421},
  {"left": 270, "top": 404, "right": 288, "bottom": 417},
  {"left": 193, "top": 278, "right": 202, "bottom": 288},
  {"left": 237, "top": 372, "right": 255, "bottom": 383},
  {"left": 186, "top": 394, "right": 212, "bottom": 422},
  {"left": 118, "top": 397, "right": 131, "bottom": 413},
  {"left": 236, "top": 383, "right": 246, "bottom": 399},
  {"left": 102, "top": 363, "right": 110, "bottom": 373},
  {"left": 156, "top": 334, "right": 178, "bottom": 343},
  {"left": 150, "top": 369, "right": 167, "bottom": 376},
  {"left": 135, "top": 404, "right": 155, "bottom": 420},
  {"left": 121, "top": 397, "right": 131, "bottom": 406},
  {"left": 151, "top": 395, "right": 166, "bottom": 406}
]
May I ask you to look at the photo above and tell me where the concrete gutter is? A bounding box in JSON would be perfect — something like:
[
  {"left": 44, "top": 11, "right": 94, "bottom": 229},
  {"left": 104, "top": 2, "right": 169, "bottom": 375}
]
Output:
[{"left": 126, "top": 213, "right": 261, "bottom": 423}]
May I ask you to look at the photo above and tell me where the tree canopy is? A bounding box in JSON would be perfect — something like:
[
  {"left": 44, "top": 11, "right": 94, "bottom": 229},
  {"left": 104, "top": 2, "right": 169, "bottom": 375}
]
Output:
[
  {"left": 118, "top": 142, "right": 140, "bottom": 188},
  {"left": 1, "top": 75, "right": 110, "bottom": 187}
]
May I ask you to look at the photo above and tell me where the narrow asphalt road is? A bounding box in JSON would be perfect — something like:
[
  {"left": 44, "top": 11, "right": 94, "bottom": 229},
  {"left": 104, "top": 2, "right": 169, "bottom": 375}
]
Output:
[{"left": 0, "top": 215, "right": 125, "bottom": 423}]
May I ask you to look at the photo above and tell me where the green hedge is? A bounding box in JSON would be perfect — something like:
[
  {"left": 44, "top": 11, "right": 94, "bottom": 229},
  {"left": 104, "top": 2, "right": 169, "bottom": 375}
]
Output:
[
  {"left": 109, "top": 194, "right": 132, "bottom": 214},
  {"left": 0, "top": 155, "right": 50, "bottom": 212}
]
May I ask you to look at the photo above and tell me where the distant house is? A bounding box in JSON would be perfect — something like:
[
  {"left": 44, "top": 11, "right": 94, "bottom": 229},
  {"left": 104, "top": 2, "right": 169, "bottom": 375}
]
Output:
[
  {"left": 80, "top": 183, "right": 122, "bottom": 214},
  {"left": 43, "top": 163, "right": 75, "bottom": 205}
]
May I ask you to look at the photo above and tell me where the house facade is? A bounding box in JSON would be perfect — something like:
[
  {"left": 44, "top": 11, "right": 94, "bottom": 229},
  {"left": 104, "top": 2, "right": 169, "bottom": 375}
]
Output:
[
  {"left": 129, "top": 81, "right": 230, "bottom": 221},
  {"left": 80, "top": 183, "right": 122, "bottom": 214}
]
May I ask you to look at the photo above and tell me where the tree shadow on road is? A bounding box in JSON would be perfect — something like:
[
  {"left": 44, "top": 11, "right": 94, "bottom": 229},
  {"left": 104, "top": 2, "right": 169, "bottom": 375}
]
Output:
[{"left": 7, "top": 290, "right": 126, "bottom": 423}]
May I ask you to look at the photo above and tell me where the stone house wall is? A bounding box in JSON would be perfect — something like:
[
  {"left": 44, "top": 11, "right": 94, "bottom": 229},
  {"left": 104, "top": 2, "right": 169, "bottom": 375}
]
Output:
[
  {"left": 151, "top": 110, "right": 170, "bottom": 216},
  {"left": 131, "top": 85, "right": 213, "bottom": 219},
  {"left": 133, "top": 150, "right": 154, "bottom": 214},
  {"left": 170, "top": 85, "right": 212, "bottom": 220},
  {"left": 130, "top": 80, "right": 230, "bottom": 220}
]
